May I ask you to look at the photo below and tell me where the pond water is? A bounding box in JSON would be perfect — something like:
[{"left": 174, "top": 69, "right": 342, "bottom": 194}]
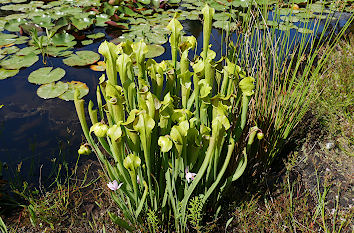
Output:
[{"left": 0, "top": 1, "right": 352, "bottom": 184}]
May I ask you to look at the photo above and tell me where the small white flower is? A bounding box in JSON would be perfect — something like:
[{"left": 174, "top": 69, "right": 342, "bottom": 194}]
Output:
[
  {"left": 326, "top": 142, "right": 335, "bottom": 150},
  {"left": 107, "top": 180, "right": 123, "bottom": 191},
  {"left": 185, "top": 167, "right": 196, "bottom": 183},
  {"left": 137, "top": 175, "right": 140, "bottom": 184},
  {"left": 326, "top": 168, "right": 331, "bottom": 172}
]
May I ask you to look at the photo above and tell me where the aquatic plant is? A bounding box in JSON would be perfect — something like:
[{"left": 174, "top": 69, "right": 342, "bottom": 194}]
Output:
[{"left": 74, "top": 4, "right": 261, "bottom": 231}]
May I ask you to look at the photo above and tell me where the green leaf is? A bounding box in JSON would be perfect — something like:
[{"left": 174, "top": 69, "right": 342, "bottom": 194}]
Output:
[
  {"left": 107, "top": 124, "right": 123, "bottom": 142},
  {"left": 158, "top": 136, "right": 173, "bottom": 152},
  {"left": 58, "top": 81, "right": 89, "bottom": 101},
  {"left": 37, "top": 81, "right": 68, "bottom": 99},
  {"left": 16, "top": 47, "right": 40, "bottom": 56},
  {"left": 108, "top": 212, "right": 134, "bottom": 232},
  {"left": 123, "top": 154, "right": 141, "bottom": 171},
  {"left": 51, "top": 32, "right": 76, "bottom": 47},
  {"left": 82, "top": 39, "right": 93, "bottom": 45},
  {"left": 46, "top": 46, "right": 73, "bottom": 57},
  {"left": 132, "top": 40, "right": 148, "bottom": 64},
  {"left": 87, "top": 32, "right": 105, "bottom": 39},
  {"left": 145, "top": 44, "right": 165, "bottom": 58},
  {"left": 0, "top": 53, "right": 38, "bottom": 70},
  {"left": 239, "top": 76, "right": 255, "bottom": 96},
  {"left": 1, "top": 46, "right": 20, "bottom": 55},
  {"left": 4, "top": 18, "right": 27, "bottom": 32},
  {"left": 138, "top": 0, "right": 151, "bottom": 4},
  {"left": 0, "top": 33, "right": 17, "bottom": 46},
  {"left": 28, "top": 67, "right": 65, "bottom": 84},
  {"left": 0, "top": 68, "right": 19, "bottom": 80},
  {"left": 71, "top": 16, "right": 94, "bottom": 30},
  {"left": 63, "top": 51, "right": 100, "bottom": 66}
]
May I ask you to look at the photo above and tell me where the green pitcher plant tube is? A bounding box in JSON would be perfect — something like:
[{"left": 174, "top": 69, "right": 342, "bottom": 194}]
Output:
[{"left": 74, "top": 5, "right": 259, "bottom": 232}]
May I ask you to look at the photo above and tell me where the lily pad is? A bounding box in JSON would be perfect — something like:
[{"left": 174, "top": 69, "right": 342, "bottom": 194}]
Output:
[
  {"left": 0, "top": 68, "right": 19, "bottom": 80},
  {"left": 146, "top": 44, "right": 165, "bottom": 58},
  {"left": 71, "top": 16, "right": 94, "bottom": 30},
  {"left": 37, "top": 81, "right": 68, "bottom": 99},
  {"left": 87, "top": 32, "right": 105, "bottom": 39},
  {"left": 1, "top": 46, "right": 20, "bottom": 55},
  {"left": 82, "top": 40, "right": 93, "bottom": 45},
  {"left": 63, "top": 51, "right": 100, "bottom": 66},
  {"left": 95, "top": 14, "right": 110, "bottom": 27},
  {"left": 32, "top": 15, "right": 54, "bottom": 28},
  {"left": 16, "top": 46, "right": 40, "bottom": 56},
  {"left": 51, "top": 33, "right": 76, "bottom": 47},
  {"left": 298, "top": 27, "right": 313, "bottom": 34},
  {"left": 0, "top": 53, "right": 38, "bottom": 70},
  {"left": 0, "top": 33, "right": 17, "bottom": 46},
  {"left": 4, "top": 18, "right": 27, "bottom": 32},
  {"left": 59, "top": 81, "right": 89, "bottom": 101},
  {"left": 46, "top": 46, "right": 73, "bottom": 57},
  {"left": 28, "top": 67, "right": 65, "bottom": 84},
  {"left": 90, "top": 61, "right": 106, "bottom": 71}
]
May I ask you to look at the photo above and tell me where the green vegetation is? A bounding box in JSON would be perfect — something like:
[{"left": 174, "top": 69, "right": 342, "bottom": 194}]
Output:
[
  {"left": 0, "top": 0, "right": 353, "bottom": 232},
  {"left": 74, "top": 5, "right": 262, "bottom": 231},
  {"left": 314, "top": 35, "right": 353, "bottom": 155}
]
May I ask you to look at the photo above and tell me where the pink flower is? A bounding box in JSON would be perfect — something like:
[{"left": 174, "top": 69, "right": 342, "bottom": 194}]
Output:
[
  {"left": 107, "top": 180, "right": 123, "bottom": 191},
  {"left": 185, "top": 167, "right": 196, "bottom": 183}
]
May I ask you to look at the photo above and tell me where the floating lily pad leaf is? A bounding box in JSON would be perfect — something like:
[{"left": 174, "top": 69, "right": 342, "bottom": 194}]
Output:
[
  {"left": 0, "top": 33, "right": 17, "bottom": 46},
  {"left": 28, "top": 67, "right": 65, "bottom": 84},
  {"left": 87, "top": 32, "right": 105, "bottom": 39},
  {"left": 0, "top": 53, "right": 38, "bottom": 70},
  {"left": 1, "top": 46, "right": 20, "bottom": 55},
  {"left": 46, "top": 46, "right": 73, "bottom": 57},
  {"left": 214, "top": 13, "right": 232, "bottom": 21},
  {"left": 315, "top": 14, "right": 328, "bottom": 20},
  {"left": 14, "top": 36, "right": 29, "bottom": 45},
  {"left": 37, "top": 81, "right": 68, "bottom": 99},
  {"left": 32, "top": 15, "right": 54, "bottom": 28},
  {"left": 16, "top": 46, "right": 40, "bottom": 56},
  {"left": 95, "top": 14, "right": 110, "bottom": 27},
  {"left": 82, "top": 40, "right": 93, "bottom": 45},
  {"left": 146, "top": 44, "right": 165, "bottom": 58},
  {"left": 12, "top": 0, "right": 27, "bottom": 3},
  {"left": 308, "top": 3, "right": 324, "bottom": 13},
  {"left": 4, "top": 18, "right": 27, "bottom": 32},
  {"left": 280, "top": 16, "right": 300, "bottom": 23},
  {"left": 1, "top": 4, "right": 31, "bottom": 12},
  {"left": 59, "top": 81, "right": 89, "bottom": 101},
  {"left": 213, "top": 21, "right": 230, "bottom": 30},
  {"left": 0, "top": 68, "right": 19, "bottom": 80},
  {"left": 145, "top": 33, "right": 168, "bottom": 45},
  {"left": 266, "top": 20, "right": 279, "bottom": 27},
  {"left": 51, "top": 33, "right": 76, "bottom": 47},
  {"left": 90, "top": 61, "right": 106, "bottom": 71},
  {"left": 232, "top": 0, "right": 252, "bottom": 8},
  {"left": 71, "top": 17, "right": 94, "bottom": 30},
  {"left": 278, "top": 23, "right": 298, "bottom": 31},
  {"left": 295, "top": 12, "right": 316, "bottom": 19},
  {"left": 298, "top": 27, "right": 313, "bottom": 34},
  {"left": 63, "top": 51, "right": 100, "bottom": 66}
]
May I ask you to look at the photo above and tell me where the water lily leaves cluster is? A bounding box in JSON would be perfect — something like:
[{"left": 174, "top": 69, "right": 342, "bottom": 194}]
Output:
[{"left": 26, "top": 66, "right": 89, "bottom": 100}]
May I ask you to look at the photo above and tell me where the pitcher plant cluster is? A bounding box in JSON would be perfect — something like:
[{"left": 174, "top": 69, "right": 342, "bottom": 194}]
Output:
[{"left": 74, "top": 4, "right": 262, "bottom": 231}]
